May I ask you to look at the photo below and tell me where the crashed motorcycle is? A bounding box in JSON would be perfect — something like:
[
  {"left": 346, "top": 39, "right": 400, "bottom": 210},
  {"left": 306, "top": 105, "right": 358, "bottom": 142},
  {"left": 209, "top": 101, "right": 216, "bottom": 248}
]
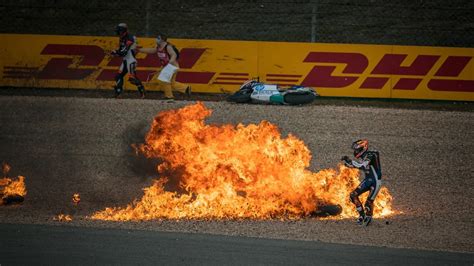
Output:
[{"left": 227, "top": 80, "right": 318, "bottom": 105}]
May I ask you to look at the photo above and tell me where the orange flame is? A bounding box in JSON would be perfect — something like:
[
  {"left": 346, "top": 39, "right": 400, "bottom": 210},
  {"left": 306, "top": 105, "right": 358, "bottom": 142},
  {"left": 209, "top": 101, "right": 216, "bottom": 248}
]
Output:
[
  {"left": 55, "top": 214, "right": 72, "bottom": 222},
  {"left": 0, "top": 163, "right": 27, "bottom": 204},
  {"left": 72, "top": 193, "right": 81, "bottom": 205},
  {"left": 92, "top": 102, "right": 396, "bottom": 221},
  {"left": 1, "top": 176, "right": 27, "bottom": 198}
]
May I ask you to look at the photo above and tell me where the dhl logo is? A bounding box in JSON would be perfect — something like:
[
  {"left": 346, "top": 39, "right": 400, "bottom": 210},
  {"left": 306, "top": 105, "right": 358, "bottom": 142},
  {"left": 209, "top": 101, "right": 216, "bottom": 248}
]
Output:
[
  {"left": 3, "top": 44, "right": 473, "bottom": 93},
  {"left": 301, "top": 52, "right": 473, "bottom": 92},
  {"left": 3, "top": 44, "right": 214, "bottom": 85}
]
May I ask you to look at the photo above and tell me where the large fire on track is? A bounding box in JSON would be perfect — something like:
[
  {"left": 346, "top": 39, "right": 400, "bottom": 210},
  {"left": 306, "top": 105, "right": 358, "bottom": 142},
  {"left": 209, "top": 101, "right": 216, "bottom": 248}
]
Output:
[{"left": 92, "top": 102, "right": 395, "bottom": 221}]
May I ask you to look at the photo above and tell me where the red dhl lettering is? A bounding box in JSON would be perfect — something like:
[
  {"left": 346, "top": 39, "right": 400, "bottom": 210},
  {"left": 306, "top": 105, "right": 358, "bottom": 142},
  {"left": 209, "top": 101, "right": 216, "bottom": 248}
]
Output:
[
  {"left": 36, "top": 44, "right": 214, "bottom": 84},
  {"left": 300, "top": 52, "right": 473, "bottom": 92},
  {"left": 301, "top": 52, "right": 368, "bottom": 88},
  {"left": 429, "top": 56, "right": 474, "bottom": 92}
]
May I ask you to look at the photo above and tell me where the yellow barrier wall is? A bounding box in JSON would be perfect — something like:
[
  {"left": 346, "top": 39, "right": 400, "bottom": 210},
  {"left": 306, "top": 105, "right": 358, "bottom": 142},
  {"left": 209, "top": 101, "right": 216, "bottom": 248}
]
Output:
[{"left": 1, "top": 34, "right": 473, "bottom": 101}]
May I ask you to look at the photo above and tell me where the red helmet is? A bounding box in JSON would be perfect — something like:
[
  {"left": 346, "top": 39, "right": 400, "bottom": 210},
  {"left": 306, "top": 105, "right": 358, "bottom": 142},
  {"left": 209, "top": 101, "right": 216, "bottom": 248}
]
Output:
[{"left": 352, "top": 139, "right": 368, "bottom": 158}]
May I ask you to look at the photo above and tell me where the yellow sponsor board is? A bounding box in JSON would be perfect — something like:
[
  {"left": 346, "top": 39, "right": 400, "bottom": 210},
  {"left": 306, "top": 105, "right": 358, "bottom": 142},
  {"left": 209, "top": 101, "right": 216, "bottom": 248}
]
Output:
[{"left": 1, "top": 34, "right": 473, "bottom": 101}]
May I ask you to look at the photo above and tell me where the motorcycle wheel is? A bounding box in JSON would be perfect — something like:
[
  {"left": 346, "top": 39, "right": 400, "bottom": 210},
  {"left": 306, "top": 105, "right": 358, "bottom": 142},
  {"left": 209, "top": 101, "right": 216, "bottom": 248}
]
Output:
[
  {"left": 310, "top": 204, "right": 342, "bottom": 217},
  {"left": 283, "top": 92, "right": 317, "bottom": 105}
]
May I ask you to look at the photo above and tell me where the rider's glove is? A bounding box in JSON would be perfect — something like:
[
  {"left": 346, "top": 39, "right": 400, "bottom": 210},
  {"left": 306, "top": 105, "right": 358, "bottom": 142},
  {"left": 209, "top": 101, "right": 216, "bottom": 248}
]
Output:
[
  {"left": 341, "top": 156, "right": 352, "bottom": 167},
  {"left": 341, "top": 155, "right": 350, "bottom": 162}
]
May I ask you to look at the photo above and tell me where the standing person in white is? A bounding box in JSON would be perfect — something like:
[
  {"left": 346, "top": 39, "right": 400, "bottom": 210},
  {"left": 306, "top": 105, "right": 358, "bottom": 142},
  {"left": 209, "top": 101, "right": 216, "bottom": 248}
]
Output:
[{"left": 139, "top": 33, "right": 190, "bottom": 100}]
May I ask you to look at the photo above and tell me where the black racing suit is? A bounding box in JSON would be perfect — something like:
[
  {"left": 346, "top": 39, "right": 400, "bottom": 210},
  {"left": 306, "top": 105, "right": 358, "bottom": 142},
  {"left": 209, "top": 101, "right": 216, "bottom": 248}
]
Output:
[
  {"left": 112, "top": 33, "right": 145, "bottom": 96},
  {"left": 344, "top": 150, "right": 382, "bottom": 217}
]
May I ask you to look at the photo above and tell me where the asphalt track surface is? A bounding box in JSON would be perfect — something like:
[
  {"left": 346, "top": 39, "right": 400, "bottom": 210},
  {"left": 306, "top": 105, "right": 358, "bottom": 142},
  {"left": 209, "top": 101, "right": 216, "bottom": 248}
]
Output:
[{"left": 0, "top": 223, "right": 472, "bottom": 265}]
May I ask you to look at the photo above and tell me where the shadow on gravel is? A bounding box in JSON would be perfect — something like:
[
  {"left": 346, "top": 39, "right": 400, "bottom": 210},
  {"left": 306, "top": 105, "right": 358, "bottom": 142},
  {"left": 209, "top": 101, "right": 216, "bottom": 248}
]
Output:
[
  {"left": 122, "top": 121, "right": 194, "bottom": 194},
  {"left": 123, "top": 121, "right": 160, "bottom": 181}
]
